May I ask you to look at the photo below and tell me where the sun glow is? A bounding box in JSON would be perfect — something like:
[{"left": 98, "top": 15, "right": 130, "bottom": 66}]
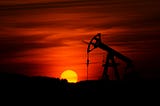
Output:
[{"left": 60, "top": 70, "right": 78, "bottom": 83}]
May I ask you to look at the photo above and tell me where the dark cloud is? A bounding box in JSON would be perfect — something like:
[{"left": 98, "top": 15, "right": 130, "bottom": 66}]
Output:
[
  {"left": 0, "top": 0, "right": 159, "bottom": 31},
  {"left": 0, "top": 33, "right": 68, "bottom": 61},
  {"left": 0, "top": 62, "right": 45, "bottom": 76},
  {"left": 0, "top": 0, "right": 159, "bottom": 14},
  {"left": 0, "top": 0, "right": 107, "bottom": 11},
  {"left": 8, "top": 21, "right": 62, "bottom": 28}
]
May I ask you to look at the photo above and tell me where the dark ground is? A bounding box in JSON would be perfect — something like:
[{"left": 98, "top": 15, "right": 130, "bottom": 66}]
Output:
[{"left": 0, "top": 72, "right": 159, "bottom": 104}]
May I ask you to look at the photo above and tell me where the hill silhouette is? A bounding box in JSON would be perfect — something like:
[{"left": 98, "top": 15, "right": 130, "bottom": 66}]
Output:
[{"left": 0, "top": 72, "right": 159, "bottom": 102}]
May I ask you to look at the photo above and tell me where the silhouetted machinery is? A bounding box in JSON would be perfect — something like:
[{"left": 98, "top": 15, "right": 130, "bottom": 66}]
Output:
[{"left": 87, "top": 33, "right": 133, "bottom": 80}]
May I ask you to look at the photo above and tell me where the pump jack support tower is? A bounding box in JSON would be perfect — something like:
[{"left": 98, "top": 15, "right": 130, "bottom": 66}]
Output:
[{"left": 87, "top": 33, "right": 133, "bottom": 80}]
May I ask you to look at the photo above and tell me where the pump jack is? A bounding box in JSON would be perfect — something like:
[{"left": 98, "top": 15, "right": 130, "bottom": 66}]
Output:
[{"left": 87, "top": 33, "right": 133, "bottom": 80}]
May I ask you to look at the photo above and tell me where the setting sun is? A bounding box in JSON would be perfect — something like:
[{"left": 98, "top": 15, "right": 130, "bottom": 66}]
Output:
[{"left": 60, "top": 70, "right": 78, "bottom": 83}]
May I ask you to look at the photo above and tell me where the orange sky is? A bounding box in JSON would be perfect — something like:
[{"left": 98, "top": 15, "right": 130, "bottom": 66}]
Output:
[{"left": 0, "top": 0, "right": 160, "bottom": 81}]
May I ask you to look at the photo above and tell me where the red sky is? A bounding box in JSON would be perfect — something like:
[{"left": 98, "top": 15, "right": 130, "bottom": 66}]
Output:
[{"left": 0, "top": 0, "right": 160, "bottom": 81}]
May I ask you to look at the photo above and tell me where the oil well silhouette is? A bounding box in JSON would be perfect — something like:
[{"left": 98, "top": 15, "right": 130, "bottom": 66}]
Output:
[{"left": 85, "top": 33, "right": 134, "bottom": 80}]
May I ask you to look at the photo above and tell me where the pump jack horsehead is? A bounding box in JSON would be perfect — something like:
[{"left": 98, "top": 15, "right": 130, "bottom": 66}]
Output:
[{"left": 86, "top": 33, "right": 133, "bottom": 80}]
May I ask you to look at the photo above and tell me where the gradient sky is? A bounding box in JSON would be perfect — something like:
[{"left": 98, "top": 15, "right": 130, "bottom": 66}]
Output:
[{"left": 0, "top": 0, "right": 160, "bottom": 81}]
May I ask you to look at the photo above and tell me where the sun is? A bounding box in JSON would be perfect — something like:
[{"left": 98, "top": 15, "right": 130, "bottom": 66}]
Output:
[{"left": 60, "top": 70, "right": 78, "bottom": 83}]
